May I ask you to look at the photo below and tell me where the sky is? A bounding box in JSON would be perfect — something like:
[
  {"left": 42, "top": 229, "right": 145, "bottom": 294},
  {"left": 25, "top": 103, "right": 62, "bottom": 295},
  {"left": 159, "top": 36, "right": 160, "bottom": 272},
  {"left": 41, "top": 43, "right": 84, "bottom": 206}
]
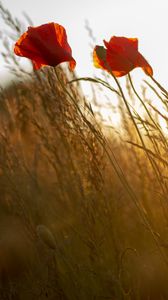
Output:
[{"left": 0, "top": 0, "right": 168, "bottom": 94}]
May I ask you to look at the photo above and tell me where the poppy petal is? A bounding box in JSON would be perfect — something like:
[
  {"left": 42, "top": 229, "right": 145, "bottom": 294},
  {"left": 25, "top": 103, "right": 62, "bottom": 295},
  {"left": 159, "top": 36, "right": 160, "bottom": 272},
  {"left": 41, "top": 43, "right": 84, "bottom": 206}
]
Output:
[
  {"left": 93, "top": 36, "right": 153, "bottom": 77},
  {"left": 136, "top": 53, "right": 153, "bottom": 76},
  {"left": 14, "top": 31, "right": 45, "bottom": 62},
  {"left": 14, "top": 23, "right": 76, "bottom": 70},
  {"left": 32, "top": 60, "right": 46, "bottom": 70},
  {"left": 105, "top": 42, "right": 134, "bottom": 76},
  {"left": 105, "top": 37, "right": 139, "bottom": 64},
  {"left": 105, "top": 36, "right": 138, "bottom": 50},
  {"left": 69, "top": 59, "right": 76, "bottom": 71},
  {"left": 27, "top": 24, "right": 74, "bottom": 66},
  {"left": 93, "top": 46, "right": 107, "bottom": 70},
  {"left": 127, "top": 38, "right": 138, "bottom": 50},
  {"left": 112, "top": 70, "right": 130, "bottom": 77}
]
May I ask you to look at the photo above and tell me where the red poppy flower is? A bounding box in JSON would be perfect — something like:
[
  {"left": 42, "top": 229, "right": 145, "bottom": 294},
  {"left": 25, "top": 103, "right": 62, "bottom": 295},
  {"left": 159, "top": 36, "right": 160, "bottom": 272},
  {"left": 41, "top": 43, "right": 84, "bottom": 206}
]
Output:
[
  {"left": 14, "top": 23, "right": 76, "bottom": 70},
  {"left": 93, "top": 36, "right": 153, "bottom": 77}
]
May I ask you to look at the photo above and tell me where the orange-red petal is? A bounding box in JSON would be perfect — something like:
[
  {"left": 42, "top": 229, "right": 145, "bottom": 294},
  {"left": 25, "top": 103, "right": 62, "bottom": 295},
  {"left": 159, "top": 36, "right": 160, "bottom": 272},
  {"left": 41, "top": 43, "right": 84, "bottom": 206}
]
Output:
[
  {"left": 69, "top": 59, "right": 76, "bottom": 71},
  {"left": 125, "top": 38, "right": 138, "bottom": 50},
  {"left": 93, "top": 36, "right": 153, "bottom": 77},
  {"left": 105, "top": 44, "right": 134, "bottom": 76},
  {"left": 105, "top": 36, "right": 138, "bottom": 50},
  {"left": 14, "top": 23, "right": 76, "bottom": 71},
  {"left": 104, "top": 37, "right": 139, "bottom": 66},
  {"left": 93, "top": 46, "right": 107, "bottom": 70},
  {"left": 136, "top": 53, "right": 153, "bottom": 76}
]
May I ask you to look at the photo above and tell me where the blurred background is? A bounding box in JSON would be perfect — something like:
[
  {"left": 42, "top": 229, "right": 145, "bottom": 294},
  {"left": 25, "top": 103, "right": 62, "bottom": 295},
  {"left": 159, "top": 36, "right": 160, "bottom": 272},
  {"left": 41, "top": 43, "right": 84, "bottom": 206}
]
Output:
[{"left": 1, "top": 0, "right": 168, "bottom": 91}]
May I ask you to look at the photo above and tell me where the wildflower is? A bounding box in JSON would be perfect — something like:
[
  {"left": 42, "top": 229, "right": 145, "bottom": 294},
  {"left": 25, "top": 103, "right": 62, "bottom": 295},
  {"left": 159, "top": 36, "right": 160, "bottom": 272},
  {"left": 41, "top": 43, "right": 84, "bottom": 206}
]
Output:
[
  {"left": 14, "top": 23, "right": 76, "bottom": 70},
  {"left": 93, "top": 36, "right": 153, "bottom": 76}
]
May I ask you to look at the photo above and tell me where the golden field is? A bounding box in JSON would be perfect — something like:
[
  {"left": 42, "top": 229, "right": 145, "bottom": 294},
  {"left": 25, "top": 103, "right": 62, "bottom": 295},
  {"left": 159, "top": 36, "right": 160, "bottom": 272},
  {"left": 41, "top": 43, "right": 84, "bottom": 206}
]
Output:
[{"left": 0, "top": 3, "right": 168, "bottom": 299}]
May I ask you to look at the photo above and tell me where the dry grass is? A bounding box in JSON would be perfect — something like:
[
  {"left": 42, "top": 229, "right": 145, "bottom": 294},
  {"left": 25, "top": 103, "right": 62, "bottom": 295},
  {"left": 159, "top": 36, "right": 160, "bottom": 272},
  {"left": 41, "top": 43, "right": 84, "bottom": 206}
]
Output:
[{"left": 0, "top": 2, "right": 168, "bottom": 299}]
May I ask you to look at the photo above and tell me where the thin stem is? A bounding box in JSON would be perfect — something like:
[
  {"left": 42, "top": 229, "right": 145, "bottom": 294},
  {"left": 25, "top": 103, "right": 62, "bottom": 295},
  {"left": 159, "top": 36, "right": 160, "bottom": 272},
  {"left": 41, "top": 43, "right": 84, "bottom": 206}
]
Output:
[
  {"left": 107, "top": 70, "right": 168, "bottom": 266},
  {"left": 65, "top": 68, "right": 168, "bottom": 267},
  {"left": 128, "top": 73, "right": 167, "bottom": 146},
  {"left": 150, "top": 76, "right": 168, "bottom": 97},
  {"left": 128, "top": 74, "right": 168, "bottom": 215}
]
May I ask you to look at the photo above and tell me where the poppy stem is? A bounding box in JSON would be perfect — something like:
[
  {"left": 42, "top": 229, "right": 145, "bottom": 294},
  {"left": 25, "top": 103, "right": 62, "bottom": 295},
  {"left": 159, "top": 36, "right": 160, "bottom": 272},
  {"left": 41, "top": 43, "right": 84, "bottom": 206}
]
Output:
[
  {"left": 67, "top": 69, "right": 168, "bottom": 268},
  {"left": 68, "top": 77, "right": 121, "bottom": 96},
  {"left": 128, "top": 73, "right": 168, "bottom": 220},
  {"left": 150, "top": 76, "right": 168, "bottom": 97},
  {"left": 128, "top": 74, "right": 168, "bottom": 147},
  {"left": 108, "top": 70, "right": 168, "bottom": 267}
]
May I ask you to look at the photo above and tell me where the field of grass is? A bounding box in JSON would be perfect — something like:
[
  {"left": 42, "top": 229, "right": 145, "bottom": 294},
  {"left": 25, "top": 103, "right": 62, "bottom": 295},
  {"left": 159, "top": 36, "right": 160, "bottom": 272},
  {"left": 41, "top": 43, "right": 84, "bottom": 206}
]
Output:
[{"left": 1, "top": 3, "right": 168, "bottom": 300}]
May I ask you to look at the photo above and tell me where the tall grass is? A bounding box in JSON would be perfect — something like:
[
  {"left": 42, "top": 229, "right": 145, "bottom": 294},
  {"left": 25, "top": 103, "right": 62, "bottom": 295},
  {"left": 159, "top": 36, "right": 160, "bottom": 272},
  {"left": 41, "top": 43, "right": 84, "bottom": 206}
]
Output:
[{"left": 0, "top": 2, "right": 168, "bottom": 299}]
